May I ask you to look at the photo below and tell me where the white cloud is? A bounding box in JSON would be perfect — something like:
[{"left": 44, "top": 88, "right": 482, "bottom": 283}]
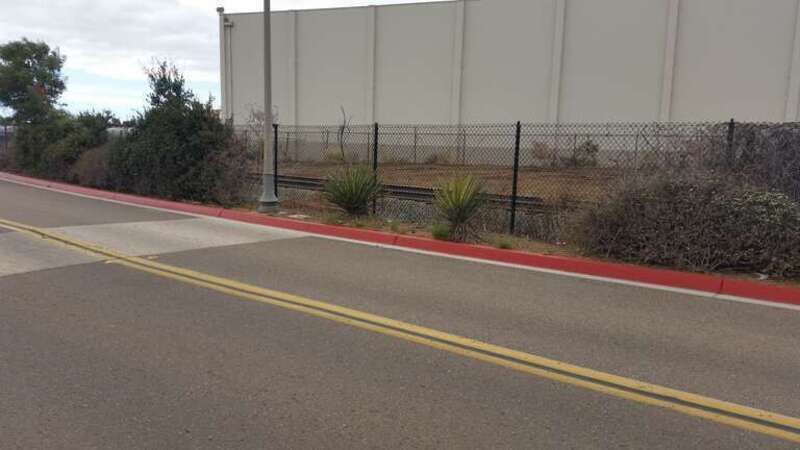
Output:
[{"left": 0, "top": 0, "right": 447, "bottom": 116}]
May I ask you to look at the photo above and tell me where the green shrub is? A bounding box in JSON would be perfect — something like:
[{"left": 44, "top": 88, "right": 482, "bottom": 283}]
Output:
[
  {"left": 575, "top": 175, "right": 800, "bottom": 277},
  {"left": 13, "top": 110, "right": 112, "bottom": 179},
  {"left": 12, "top": 109, "right": 70, "bottom": 173},
  {"left": 496, "top": 239, "right": 513, "bottom": 250},
  {"left": 322, "top": 213, "right": 344, "bottom": 225},
  {"left": 323, "top": 165, "right": 381, "bottom": 216},
  {"left": 435, "top": 175, "right": 485, "bottom": 242},
  {"left": 431, "top": 223, "right": 450, "bottom": 241},
  {"left": 109, "top": 61, "right": 243, "bottom": 205}
]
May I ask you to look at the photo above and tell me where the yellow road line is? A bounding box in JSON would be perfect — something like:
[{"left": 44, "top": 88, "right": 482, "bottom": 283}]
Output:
[{"left": 1, "top": 216, "right": 799, "bottom": 444}]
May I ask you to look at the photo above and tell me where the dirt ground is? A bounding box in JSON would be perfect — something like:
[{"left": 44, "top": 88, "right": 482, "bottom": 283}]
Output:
[
  {"left": 279, "top": 162, "right": 622, "bottom": 203},
  {"left": 267, "top": 203, "right": 575, "bottom": 256}
]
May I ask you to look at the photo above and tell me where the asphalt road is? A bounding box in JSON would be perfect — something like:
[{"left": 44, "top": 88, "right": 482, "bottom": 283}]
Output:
[{"left": 1, "top": 178, "right": 799, "bottom": 449}]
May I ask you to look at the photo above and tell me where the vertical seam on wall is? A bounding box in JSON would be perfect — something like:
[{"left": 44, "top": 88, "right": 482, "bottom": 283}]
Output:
[
  {"left": 785, "top": 0, "right": 800, "bottom": 121},
  {"left": 218, "top": 11, "right": 227, "bottom": 121},
  {"left": 659, "top": 0, "right": 681, "bottom": 122},
  {"left": 290, "top": 11, "right": 298, "bottom": 126},
  {"left": 227, "top": 22, "right": 234, "bottom": 121},
  {"left": 548, "top": 0, "right": 566, "bottom": 123},
  {"left": 450, "top": 0, "right": 466, "bottom": 126}
]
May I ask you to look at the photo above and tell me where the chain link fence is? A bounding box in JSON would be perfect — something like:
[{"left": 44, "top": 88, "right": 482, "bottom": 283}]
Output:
[{"left": 238, "top": 120, "right": 796, "bottom": 239}]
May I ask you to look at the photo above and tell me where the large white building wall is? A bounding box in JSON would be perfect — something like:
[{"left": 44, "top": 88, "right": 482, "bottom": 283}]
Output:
[
  {"left": 296, "top": 7, "right": 371, "bottom": 125},
  {"left": 220, "top": 0, "right": 800, "bottom": 125},
  {"left": 670, "top": 0, "right": 798, "bottom": 122},
  {"left": 558, "top": 0, "right": 667, "bottom": 122},
  {"left": 224, "top": 12, "right": 294, "bottom": 124},
  {"left": 374, "top": 2, "right": 457, "bottom": 124},
  {"left": 460, "top": 0, "right": 555, "bottom": 123}
]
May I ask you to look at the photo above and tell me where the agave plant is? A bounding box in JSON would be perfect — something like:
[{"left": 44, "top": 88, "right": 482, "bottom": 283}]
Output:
[
  {"left": 435, "top": 175, "right": 485, "bottom": 241},
  {"left": 323, "top": 165, "right": 381, "bottom": 216}
]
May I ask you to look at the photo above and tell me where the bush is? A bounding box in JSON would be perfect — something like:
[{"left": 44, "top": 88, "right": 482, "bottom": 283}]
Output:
[
  {"left": 109, "top": 61, "right": 247, "bottom": 206},
  {"left": 435, "top": 175, "right": 485, "bottom": 242},
  {"left": 69, "top": 142, "right": 111, "bottom": 188},
  {"left": 431, "top": 223, "right": 450, "bottom": 241},
  {"left": 720, "top": 123, "right": 800, "bottom": 202},
  {"left": 575, "top": 175, "right": 800, "bottom": 277},
  {"left": 12, "top": 109, "right": 70, "bottom": 173},
  {"left": 563, "top": 139, "right": 599, "bottom": 168},
  {"left": 496, "top": 239, "right": 513, "bottom": 250},
  {"left": 40, "top": 111, "right": 112, "bottom": 179},
  {"left": 323, "top": 165, "right": 381, "bottom": 216},
  {"left": 13, "top": 110, "right": 112, "bottom": 179}
]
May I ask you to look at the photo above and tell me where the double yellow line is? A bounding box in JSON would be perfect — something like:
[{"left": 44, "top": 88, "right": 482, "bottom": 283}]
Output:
[{"left": 2, "top": 216, "right": 799, "bottom": 444}]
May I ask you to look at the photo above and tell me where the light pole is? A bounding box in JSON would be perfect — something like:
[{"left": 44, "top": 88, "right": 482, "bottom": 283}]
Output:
[{"left": 258, "top": 0, "right": 279, "bottom": 212}]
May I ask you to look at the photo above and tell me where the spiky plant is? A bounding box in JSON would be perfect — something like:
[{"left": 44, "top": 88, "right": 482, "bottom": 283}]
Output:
[
  {"left": 435, "top": 175, "right": 485, "bottom": 241},
  {"left": 323, "top": 165, "right": 381, "bottom": 216}
]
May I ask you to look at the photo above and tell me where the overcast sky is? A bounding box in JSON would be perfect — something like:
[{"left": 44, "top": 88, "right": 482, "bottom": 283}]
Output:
[{"left": 0, "top": 0, "right": 447, "bottom": 119}]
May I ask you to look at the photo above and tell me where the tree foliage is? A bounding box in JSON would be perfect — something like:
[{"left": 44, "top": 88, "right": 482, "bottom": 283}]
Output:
[
  {"left": 109, "top": 60, "right": 248, "bottom": 205},
  {"left": 13, "top": 109, "right": 114, "bottom": 176},
  {"left": 0, "top": 39, "right": 66, "bottom": 122}
]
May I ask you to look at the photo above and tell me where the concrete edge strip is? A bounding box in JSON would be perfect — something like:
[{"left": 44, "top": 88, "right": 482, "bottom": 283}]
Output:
[{"left": 2, "top": 171, "right": 799, "bottom": 308}]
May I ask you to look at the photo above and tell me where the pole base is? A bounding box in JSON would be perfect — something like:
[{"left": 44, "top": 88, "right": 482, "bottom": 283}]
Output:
[
  {"left": 257, "top": 173, "right": 280, "bottom": 213},
  {"left": 257, "top": 200, "right": 279, "bottom": 213}
]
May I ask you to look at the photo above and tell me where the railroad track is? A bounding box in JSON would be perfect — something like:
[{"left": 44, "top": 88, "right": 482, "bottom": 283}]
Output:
[{"left": 275, "top": 174, "right": 547, "bottom": 208}]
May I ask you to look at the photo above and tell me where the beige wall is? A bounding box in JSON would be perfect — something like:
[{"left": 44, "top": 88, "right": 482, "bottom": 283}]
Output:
[
  {"left": 461, "top": 0, "right": 554, "bottom": 123},
  {"left": 559, "top": 0, "right": 667, "bottom": 122},
  {"left": 375, "top": 3, "right": 456, "bottom": 124},
  {"left": 221, "top": 0, "right": 800, "bottom": 125},
  {"left": 670, "top": 0, "right": 798, "bottom": 121}
]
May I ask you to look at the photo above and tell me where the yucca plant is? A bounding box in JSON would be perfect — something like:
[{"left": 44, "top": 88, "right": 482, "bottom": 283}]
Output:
[
  {"left": 435, "top": 175, "right": 485, "bottom": 241},
  {"left": 324, "top": 165, "right": 381, "bottom": 216}
]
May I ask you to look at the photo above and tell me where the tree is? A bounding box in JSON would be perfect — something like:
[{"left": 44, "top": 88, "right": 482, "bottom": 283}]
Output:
[
  {"left": 110, "top": 60, "right": 247, "bottom": 205},
  {"left": 0, "top": 39, "right": 66, "bottom": 123},
  {"left": 145, "top": 60, "right": 190, "bottom": 108}
]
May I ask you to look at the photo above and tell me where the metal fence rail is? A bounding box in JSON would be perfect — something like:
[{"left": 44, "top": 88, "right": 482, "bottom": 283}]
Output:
[{"left": 237, "top": 120, "right": 794, "bottom": 237}]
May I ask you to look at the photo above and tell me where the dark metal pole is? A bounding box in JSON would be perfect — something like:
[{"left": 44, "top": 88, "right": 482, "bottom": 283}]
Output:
[
  {"left": 726, "top": 118, "right": 735, "bottom": 168},
  {"left": 273, "top": 123, "right": 279, "bottom": 196},
  {"left": 257, "top": 0, "right": 279, "bottom": 212},
  {"left": 510, "top": 121, "right": 522, "bottom": 234},
  {"left": 372, "top": 122, "right": 379, "bottom": 214}
]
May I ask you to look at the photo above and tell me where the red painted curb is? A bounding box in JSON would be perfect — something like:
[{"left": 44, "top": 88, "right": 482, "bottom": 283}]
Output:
[
  {"left": 2, "top": 171, "right": 799, "bottom": 307},
  {"left": 720, "top": 279, "right": 800, "bottom": 305}
]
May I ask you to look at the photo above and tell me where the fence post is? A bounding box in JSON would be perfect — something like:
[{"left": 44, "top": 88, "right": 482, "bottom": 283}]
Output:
[
  {"left": 510, "top": 121, "right": 522, "bottom": 234},
  {"left": 273, "top": 123, "right": 279, "bottom": 196},
  {"left": 372, "top": 122, "right": 379, "bottom": 214},
  {"left": 726, "top": 118, "right": 736, "bottom": 168}
]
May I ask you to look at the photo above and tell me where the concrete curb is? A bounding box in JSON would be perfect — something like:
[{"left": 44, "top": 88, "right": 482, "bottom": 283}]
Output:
[{"left": 2, "top": 171, "right": 799, "bottom": 307}]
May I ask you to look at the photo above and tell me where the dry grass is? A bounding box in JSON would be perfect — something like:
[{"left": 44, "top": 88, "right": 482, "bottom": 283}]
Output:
[{"left": 279, "top": 162, "right": 622, "bottom": 203}]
